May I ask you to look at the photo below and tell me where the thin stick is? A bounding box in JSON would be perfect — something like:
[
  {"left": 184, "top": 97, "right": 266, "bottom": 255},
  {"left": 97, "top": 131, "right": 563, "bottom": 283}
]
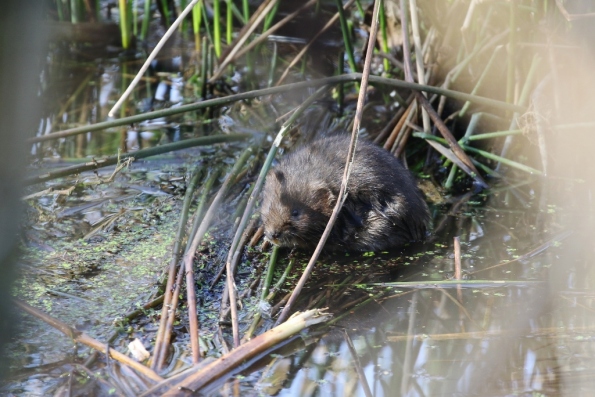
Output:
[
  {"left": 217, "top": 0, "right": 318, "bottom": 75},
  {"left": 506, "top": 2, "right": 516, "bottom": 105},
  {"left": 83, "top": 295, "right": 164, "bottom": 367},
  {"left": 459, "top": 45, "right": 504, "bottom": 117},
  {"left": 153, "top": 258, "right": 187, "bottom": 370},
  {"left": 23, "top": 134, "right": 247, "bottom": 186},
  {"left": 222, "top": 87, "right": 329, "bottom": 333},
  {"left": 15, "top": 299, "right": 163, "bottom": 383},
  {"left": 151, "top": 167, "right": 203, "bottom": 368},
  {"left": 85, "top": 294, "right": 165, "bottom": 368},
  {"left": 142, "top": 309, "right": 331, "bottom": 396},
  {"left": 200, "top": 36, "right": 208, "bottom": 98},
  {"left": 175, "top": 172, "right": 228, "bottom": 367},
  {"left": 26, "top": 134, "right": 249, "bottom": 186},
  {"left": 212, "top": 217, "right": 256, "bottom": 290},
  {"left": 187, "top": 147, "right": 254, "bottom": 351},
  {"left": 183, "top": 233, "right": 203, "bottom": 365},
  {"left": 276, "top": 0, "right": 383, "bottom": 326},
  {"left": 387, "top": 325, "right": 595, "bottom": 342},
  {"left": 213, "top": 0, "right": 221, "bottom": 56},
  {"left": 265, "top": 256, "right": 294, "bottom": 301},
  {"left": 335, "top": 0, "right": 357, "bottom": 74},
  {"left": 378, "top": 1, "right": 390, "bottom": 72},
  {"left": 31, "top": 73, "right": 525, "bottom": 144},
  {"left": 108, "top": 0, "right": 202, "bottom": 117},
  {"left": 413, "top": 132, "right": 543, "bottom": 175},
  {"left": 399, "top": 0, "right": 487, "bottom": 188},
  {"left": 220, "top": 87, "right": 329, "bottom": 347},
  {"left": 393, "top": 109, "right": 416, "bottom": 158},
  {"left": 374, "top": 94, "right": 412, "bottom": 145},
  {"left": 375, "top": 280, "right": 543, "bottom": 288},
  {"left": 440, "top": 35, "right": 509, "bottom": 116},
  {"left": 496, "top": 53, "right": 541, "bottom": 171},
  {"left": 343, "top": 330, "right": 373, "bottom": 397},
  {"left": 209, "top": 0, "right": 279, "bottom": 82},
  {"left": 242, "top": 245, "right": 279, "bottom": 341},
  {"left": 384, "top": 99, "right": 414, "bottom": 150},
  {"left": 445, "top": 112, "right": 486, "bottom": 189},
  {"left": 400, "top": 292, "right": 418, "bottom": 395},
  {"left": 466, "top": 129, "right": 522, "bottom": 141},
  {"left": 425, "top": 139, "right": 476, "bottom": 180},
  {"left": 408, "top": 0, "right": 430, "bottom": 133},
  {"left": 454, "top": 236, "right": 462, "bottom": 303},
  {"left": 185, "top": 167, "right": 224, "bottom": 257},
  {"left": 276, "top": 0, "right": 356, "bottom": 85}
]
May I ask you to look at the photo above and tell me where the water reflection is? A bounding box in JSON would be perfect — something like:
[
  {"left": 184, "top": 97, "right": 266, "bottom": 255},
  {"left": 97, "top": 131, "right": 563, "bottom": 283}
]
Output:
[
  {"left": 33, "top": 43, "right": 190, "bottom": 158},
  {"left": 230, "top": 246, "right": 592, "bottom": 396}
]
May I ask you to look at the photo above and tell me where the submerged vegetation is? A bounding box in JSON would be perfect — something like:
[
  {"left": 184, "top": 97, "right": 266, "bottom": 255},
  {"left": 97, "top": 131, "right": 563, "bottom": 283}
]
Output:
[{"left": 8, "top": 0, "right": 595, "bottom": 395}]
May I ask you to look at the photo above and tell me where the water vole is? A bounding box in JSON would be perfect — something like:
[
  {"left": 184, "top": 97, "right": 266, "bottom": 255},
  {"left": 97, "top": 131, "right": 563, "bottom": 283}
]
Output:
[{"left": 260, "top": 135, "right": 430, "bottom": 251}]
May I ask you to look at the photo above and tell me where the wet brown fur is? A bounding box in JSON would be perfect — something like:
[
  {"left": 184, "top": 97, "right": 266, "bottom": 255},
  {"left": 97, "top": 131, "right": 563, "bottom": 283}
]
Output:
[{"left": 260, "top": 135, "right": 430, "bottom": 252}]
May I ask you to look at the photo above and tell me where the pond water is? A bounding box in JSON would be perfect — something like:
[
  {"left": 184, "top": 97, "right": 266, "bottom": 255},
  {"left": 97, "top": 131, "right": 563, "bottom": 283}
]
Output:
[{"left": 6, "top": 2, "right": 595, "bottom": 397}]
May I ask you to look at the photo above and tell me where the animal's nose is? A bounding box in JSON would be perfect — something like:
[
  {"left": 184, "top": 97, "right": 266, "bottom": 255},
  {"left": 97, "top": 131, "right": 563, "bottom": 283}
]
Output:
[{"left": 266, "top": 230, "right": 280, "bottom": 240}]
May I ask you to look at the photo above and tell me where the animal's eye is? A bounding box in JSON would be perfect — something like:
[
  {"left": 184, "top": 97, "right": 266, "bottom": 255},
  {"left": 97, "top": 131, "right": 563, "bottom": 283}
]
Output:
[{"left": 291, "top": 209, "right": 299, "bottom": 217}]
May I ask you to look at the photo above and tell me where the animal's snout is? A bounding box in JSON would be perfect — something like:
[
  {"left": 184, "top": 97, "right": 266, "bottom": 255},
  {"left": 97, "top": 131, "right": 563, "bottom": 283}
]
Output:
[{"left": 265, "top": 230, "right": 280, "bottom": 240}]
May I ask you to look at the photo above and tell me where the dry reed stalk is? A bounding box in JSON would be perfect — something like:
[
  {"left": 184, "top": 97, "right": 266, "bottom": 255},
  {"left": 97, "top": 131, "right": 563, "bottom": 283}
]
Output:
[
  {"left": 232, "top": 0, "right": 318, "bottom": 62},
  {"left": 142, "top": 309, "right": 331, "bottom": 396},
  {"left": 276, "top": 0, "right": 383, "bottom": 326},
  {"left": 399, "top": 0, "right": 487, "bottom": 188},
  {"left": 151, "top": 168, "right": 203, "bottom": 368},
  {"left": 210, "top": 0, "right": 279, "bottom": 81},
  {"left": 153, "top": 261, "right": 186, "bottom": 370},
  {"left": 275, "top": 0, "right": 356, "bottom": 86},
  {"left": 381, "top": 97, "right": 414, "bottom": 149},
  {"left": 15, "top": 299, "right": 164, "bottom": 383}
]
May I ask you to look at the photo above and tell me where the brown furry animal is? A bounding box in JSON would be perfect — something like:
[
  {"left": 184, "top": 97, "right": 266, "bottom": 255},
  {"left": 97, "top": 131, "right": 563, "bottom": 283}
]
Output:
[{"left": 260, "top": 135, "right": 430, "bottom": 251}]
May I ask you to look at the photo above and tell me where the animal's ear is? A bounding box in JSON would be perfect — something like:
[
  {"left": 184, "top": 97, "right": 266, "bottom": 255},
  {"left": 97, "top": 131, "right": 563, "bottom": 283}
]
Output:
[
  {"left": 313, "top": 186, "right": 336, "bottom": 207},
  {"left": 273, "top": 169, "right": 285, "bottom": 184}
]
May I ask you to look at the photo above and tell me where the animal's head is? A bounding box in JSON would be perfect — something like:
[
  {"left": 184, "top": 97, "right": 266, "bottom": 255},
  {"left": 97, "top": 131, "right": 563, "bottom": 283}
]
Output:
[{"left": 261, "top": 168, "right": 335, "bottom": 248}]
